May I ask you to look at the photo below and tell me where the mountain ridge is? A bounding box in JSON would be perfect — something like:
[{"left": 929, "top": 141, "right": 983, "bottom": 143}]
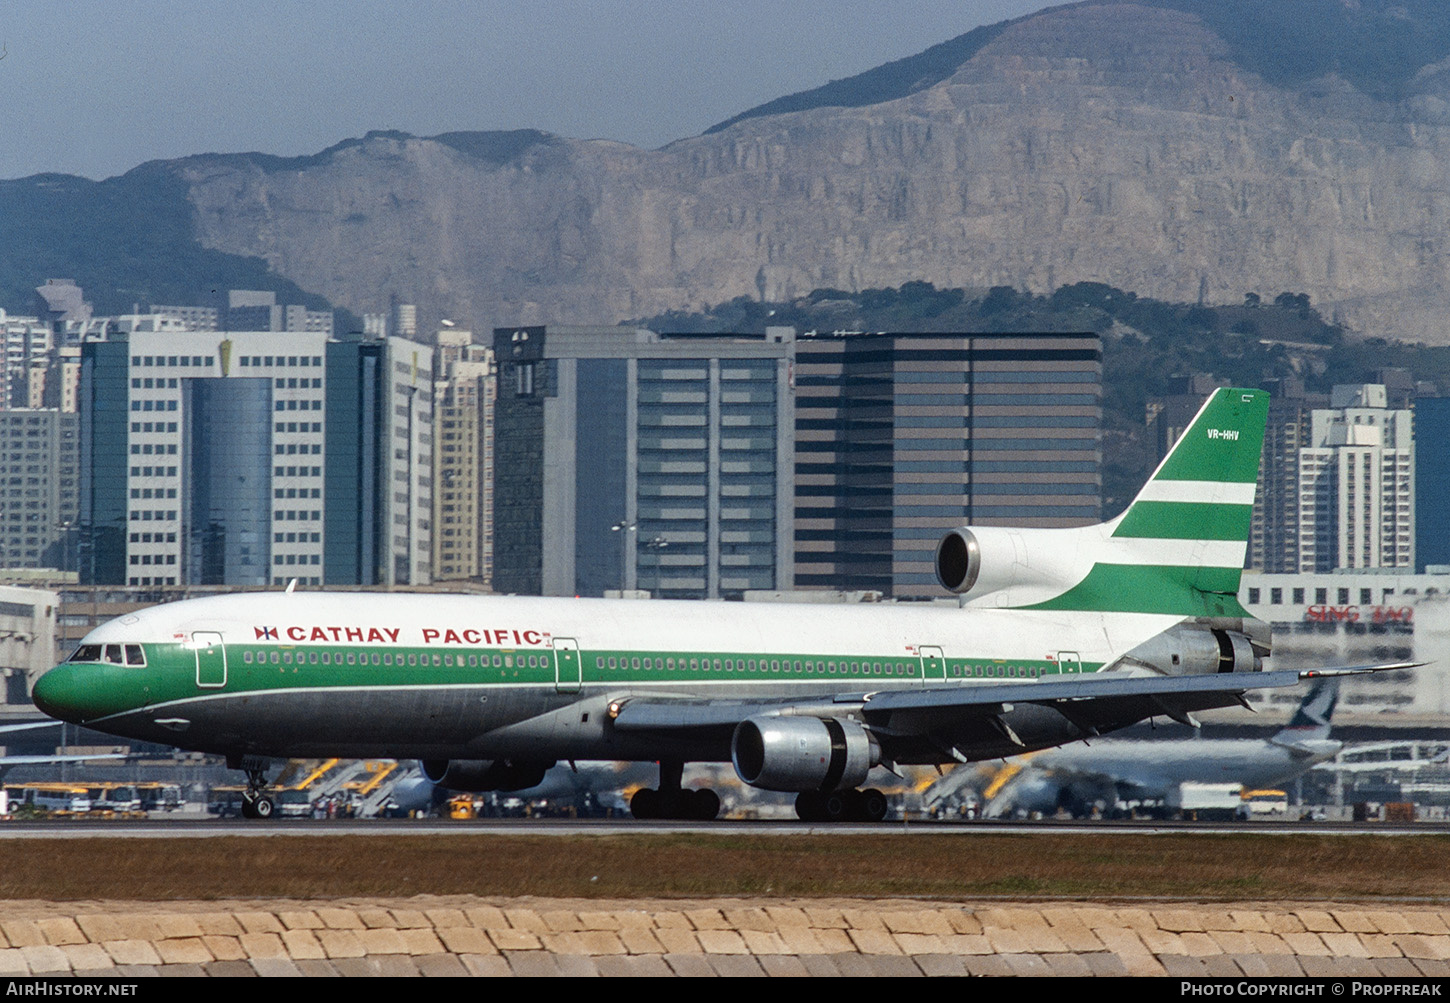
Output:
[{"left": 6, "top": 1, "right": 1450, "bottom": 343}]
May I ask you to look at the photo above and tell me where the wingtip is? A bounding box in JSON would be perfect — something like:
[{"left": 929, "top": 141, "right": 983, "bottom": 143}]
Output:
[{"left": 1297, "top": 660, "right": 1426, "bottom": 679}]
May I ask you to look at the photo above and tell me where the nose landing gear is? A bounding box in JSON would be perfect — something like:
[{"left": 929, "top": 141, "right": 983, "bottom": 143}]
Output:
[{"left": 230, "top": 754, "right": 276, "bottom": 820}]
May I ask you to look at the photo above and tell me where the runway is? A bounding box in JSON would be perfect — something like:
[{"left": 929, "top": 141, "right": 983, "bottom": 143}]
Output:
[{"left": 0, "top": 817, "right": 1443, "bottom": 837}]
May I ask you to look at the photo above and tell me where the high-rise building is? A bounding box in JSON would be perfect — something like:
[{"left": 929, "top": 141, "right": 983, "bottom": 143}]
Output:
[
  {"left": 2, "top": 312, "right": 53, "bottom": 411},
  {"left": 225, "top": 291, "right": 334, "bottom": 336},
  {"left": 492, "top": 325, "right": 795, "bottom": 599},
  {"left": 1297, "top": 384, "right": 1414, "bottom": 572},
  {"left": 1416, "top": 395, "right": 1450, "bottom": 571},
  {"left": 146, "top": 305, "right": 221, "bottom": 331},
  {"left": 392, "top": 301, "right": 417, "bottom": 340},
  {"left": 33, "top": 279, "right": 90, "bottom": 329},
  {"left": 0, "top": 410, "right": 78, "bottom": 571},
  {"left": 792, "top": 331, "right": 1102, "bottom": 596},
  {"left": 492, "top": 326, "right": 1102, "bottom": 600},
  {"left": 1250, "top": 378, "right": 1325, "bottom": 573},
  {"left": 432, "top": 329, "right": 495, "bottom": 583},
  {"left": 78, "top": 330, "right": 431, "bottom": 587}
]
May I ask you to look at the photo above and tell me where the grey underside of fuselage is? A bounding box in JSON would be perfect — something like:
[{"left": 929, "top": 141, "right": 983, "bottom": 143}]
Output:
[{"left": 82, "top": 677, "right": 1216, "bottom": 766}]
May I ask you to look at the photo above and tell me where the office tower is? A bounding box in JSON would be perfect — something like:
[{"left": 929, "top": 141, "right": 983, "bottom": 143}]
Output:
[
  {"left": 1416, "top": 395, "right": 1450, "bottom": 570},
  {"left": 492, "top": 325, "right": 795, "bottom": 599},
  {"left": 78, "top": 330, "right": 431, "bottom": 587},
  {"left": 793, "top": 331, "right": 1102, "bottom": 596}
]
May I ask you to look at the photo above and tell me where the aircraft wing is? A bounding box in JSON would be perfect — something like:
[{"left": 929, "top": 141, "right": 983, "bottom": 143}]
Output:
[
  {"left": 859, "top": 663, "right": 1419, "bottom": 715},
  {"left": 612, "top": 693, "right": 869, "bottom": 731},
  {"left": 610, "top": 663, "right": 1420, "bottom": 734}
]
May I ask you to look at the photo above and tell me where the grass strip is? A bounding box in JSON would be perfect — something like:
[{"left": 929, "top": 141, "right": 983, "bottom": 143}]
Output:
[{"left": 3, "top": 833, "right": 1449, "bottom": 901}]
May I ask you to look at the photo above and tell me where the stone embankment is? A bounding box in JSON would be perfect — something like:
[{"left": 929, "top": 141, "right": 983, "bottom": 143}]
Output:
[{"left": 0, "top": 897, "right": 1447, "bottom": 976}]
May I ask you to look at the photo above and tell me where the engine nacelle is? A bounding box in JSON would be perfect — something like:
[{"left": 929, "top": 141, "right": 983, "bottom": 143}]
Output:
[
  {"left": 934, "top": 525, "right": 1088, "bottom": 601},
  {"left": 732, "top": 715, "right": 880, "bottom": 793},
  {"left": 421, "top": 759, "right": 551, "bottom": 792},
  {"left": 1117, "top": 624, "right": 1264, "bottom": 675}
]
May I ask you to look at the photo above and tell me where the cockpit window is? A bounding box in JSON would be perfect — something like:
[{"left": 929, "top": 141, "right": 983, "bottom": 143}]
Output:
[{"left": 68, "top": 643, "right": 146, "bottom": 666}]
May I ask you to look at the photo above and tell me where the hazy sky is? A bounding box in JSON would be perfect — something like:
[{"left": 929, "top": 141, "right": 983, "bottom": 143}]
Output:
[{"left": 1, "top": 1, "right": 1052, "bottom": 181}]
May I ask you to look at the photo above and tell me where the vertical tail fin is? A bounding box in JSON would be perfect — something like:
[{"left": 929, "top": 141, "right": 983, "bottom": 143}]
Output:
[
  {"left": 1015, "top": 387, "right": 1269, "bottom": 616},
  {"left": 1271, "top": 678, "right": 1339, "bottom": 746},
  {"left": 1108, "top": 386, "right": 1269, "bottom": 597}
]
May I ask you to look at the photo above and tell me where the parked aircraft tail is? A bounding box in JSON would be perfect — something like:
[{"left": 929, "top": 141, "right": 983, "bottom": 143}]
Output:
[
  {"left": 1270, "top": 678, "right": 1340, "bottom": 747},
  {"left": 935, "top": 387, "right": 1269, "bottom": 616}
]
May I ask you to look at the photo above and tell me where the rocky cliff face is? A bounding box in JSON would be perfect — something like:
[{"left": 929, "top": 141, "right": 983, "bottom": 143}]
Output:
[{"left": 178, "top": 3, "right": 1450, "bottom": 342}]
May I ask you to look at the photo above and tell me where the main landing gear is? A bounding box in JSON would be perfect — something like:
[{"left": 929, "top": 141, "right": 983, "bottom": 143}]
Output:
[
  {"left": 629, "top": 761, "right": 721, "bottom": 821},
  {"left": 795, "top": 788, "right": 889, "bottom": 823}
]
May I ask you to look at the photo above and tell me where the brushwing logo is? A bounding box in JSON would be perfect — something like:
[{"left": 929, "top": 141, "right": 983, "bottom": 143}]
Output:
[{"left": 254, "top": 626, "right": 279, "bottom": 640}]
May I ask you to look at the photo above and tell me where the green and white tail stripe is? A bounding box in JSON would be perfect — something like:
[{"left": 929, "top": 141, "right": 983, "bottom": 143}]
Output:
[{"left": 1007, "top": 388, "right": 1268, "bottom": 616}]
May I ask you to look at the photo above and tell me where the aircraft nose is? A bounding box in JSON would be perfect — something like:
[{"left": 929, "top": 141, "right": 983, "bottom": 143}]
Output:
[{"left": 32, "top": 664, "right": 101, "bottom": 723}]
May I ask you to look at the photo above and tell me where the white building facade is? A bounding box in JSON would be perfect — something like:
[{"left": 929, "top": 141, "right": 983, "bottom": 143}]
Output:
[{"left": 1298, "top": 384, "right": 1414, "bottom": 573}]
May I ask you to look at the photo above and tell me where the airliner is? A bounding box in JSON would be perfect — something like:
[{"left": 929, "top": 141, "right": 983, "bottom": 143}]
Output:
[
  {"left": 31, "top": 388, "right": 1411, "bottom": 821},
  {"left": 943, "top": 677, "right": 1344, "bottom": 819}
]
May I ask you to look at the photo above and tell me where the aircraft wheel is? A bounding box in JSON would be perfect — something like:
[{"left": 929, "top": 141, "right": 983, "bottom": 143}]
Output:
[
  {"left": 858, "top": 789, "right": 888, "bottom": 822},
  {"left": 241, "top": 792, "right": 275, "bottom": 820},
  {"left": 823, "top": 790, "right": 852, "bottom": 822},
  {"left": 795, "top": 791, "right": 826, "bottom": 822},
  {"left": 630, "top": 788, "right": 659, "bottom": 820},
  {"left": 690, "top": 788, "right": 721, "bottom": 821}
]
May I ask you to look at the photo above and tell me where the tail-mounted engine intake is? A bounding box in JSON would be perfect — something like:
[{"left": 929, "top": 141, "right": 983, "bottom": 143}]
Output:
[
  {"left": 934, "top": 526, "right": 1080, "bottom": 600},
  {"left": 421, "top": 759, "right": 551, "bottom": 792},
  {"left": 935, "top": 529, "right": 981, "bottom": 594},
  {"left": 732, "top": 715, "right": 880, "bottom": 793}
]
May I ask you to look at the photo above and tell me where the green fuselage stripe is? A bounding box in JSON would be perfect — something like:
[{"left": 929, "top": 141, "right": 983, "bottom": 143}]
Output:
[
  {"left": 56, "top": 642, "right": 1108, "bottom": 720},
  {"left": 1112, "top": 500, "right": 1253, "bottom": 541}
]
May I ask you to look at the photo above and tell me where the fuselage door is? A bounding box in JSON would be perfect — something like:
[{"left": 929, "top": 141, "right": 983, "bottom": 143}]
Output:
[
  {"left": 553, "top": 637, "right": 581, "bottom": 694},
  {"left": 1057, "top": 651, "right": 1082, "bottom": 675},
  {"left": 919, "top": 645, "right": 946, "bottom": 684},
  {"left": 193, "top": 631, "right": 227, "bottom": 689}
]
